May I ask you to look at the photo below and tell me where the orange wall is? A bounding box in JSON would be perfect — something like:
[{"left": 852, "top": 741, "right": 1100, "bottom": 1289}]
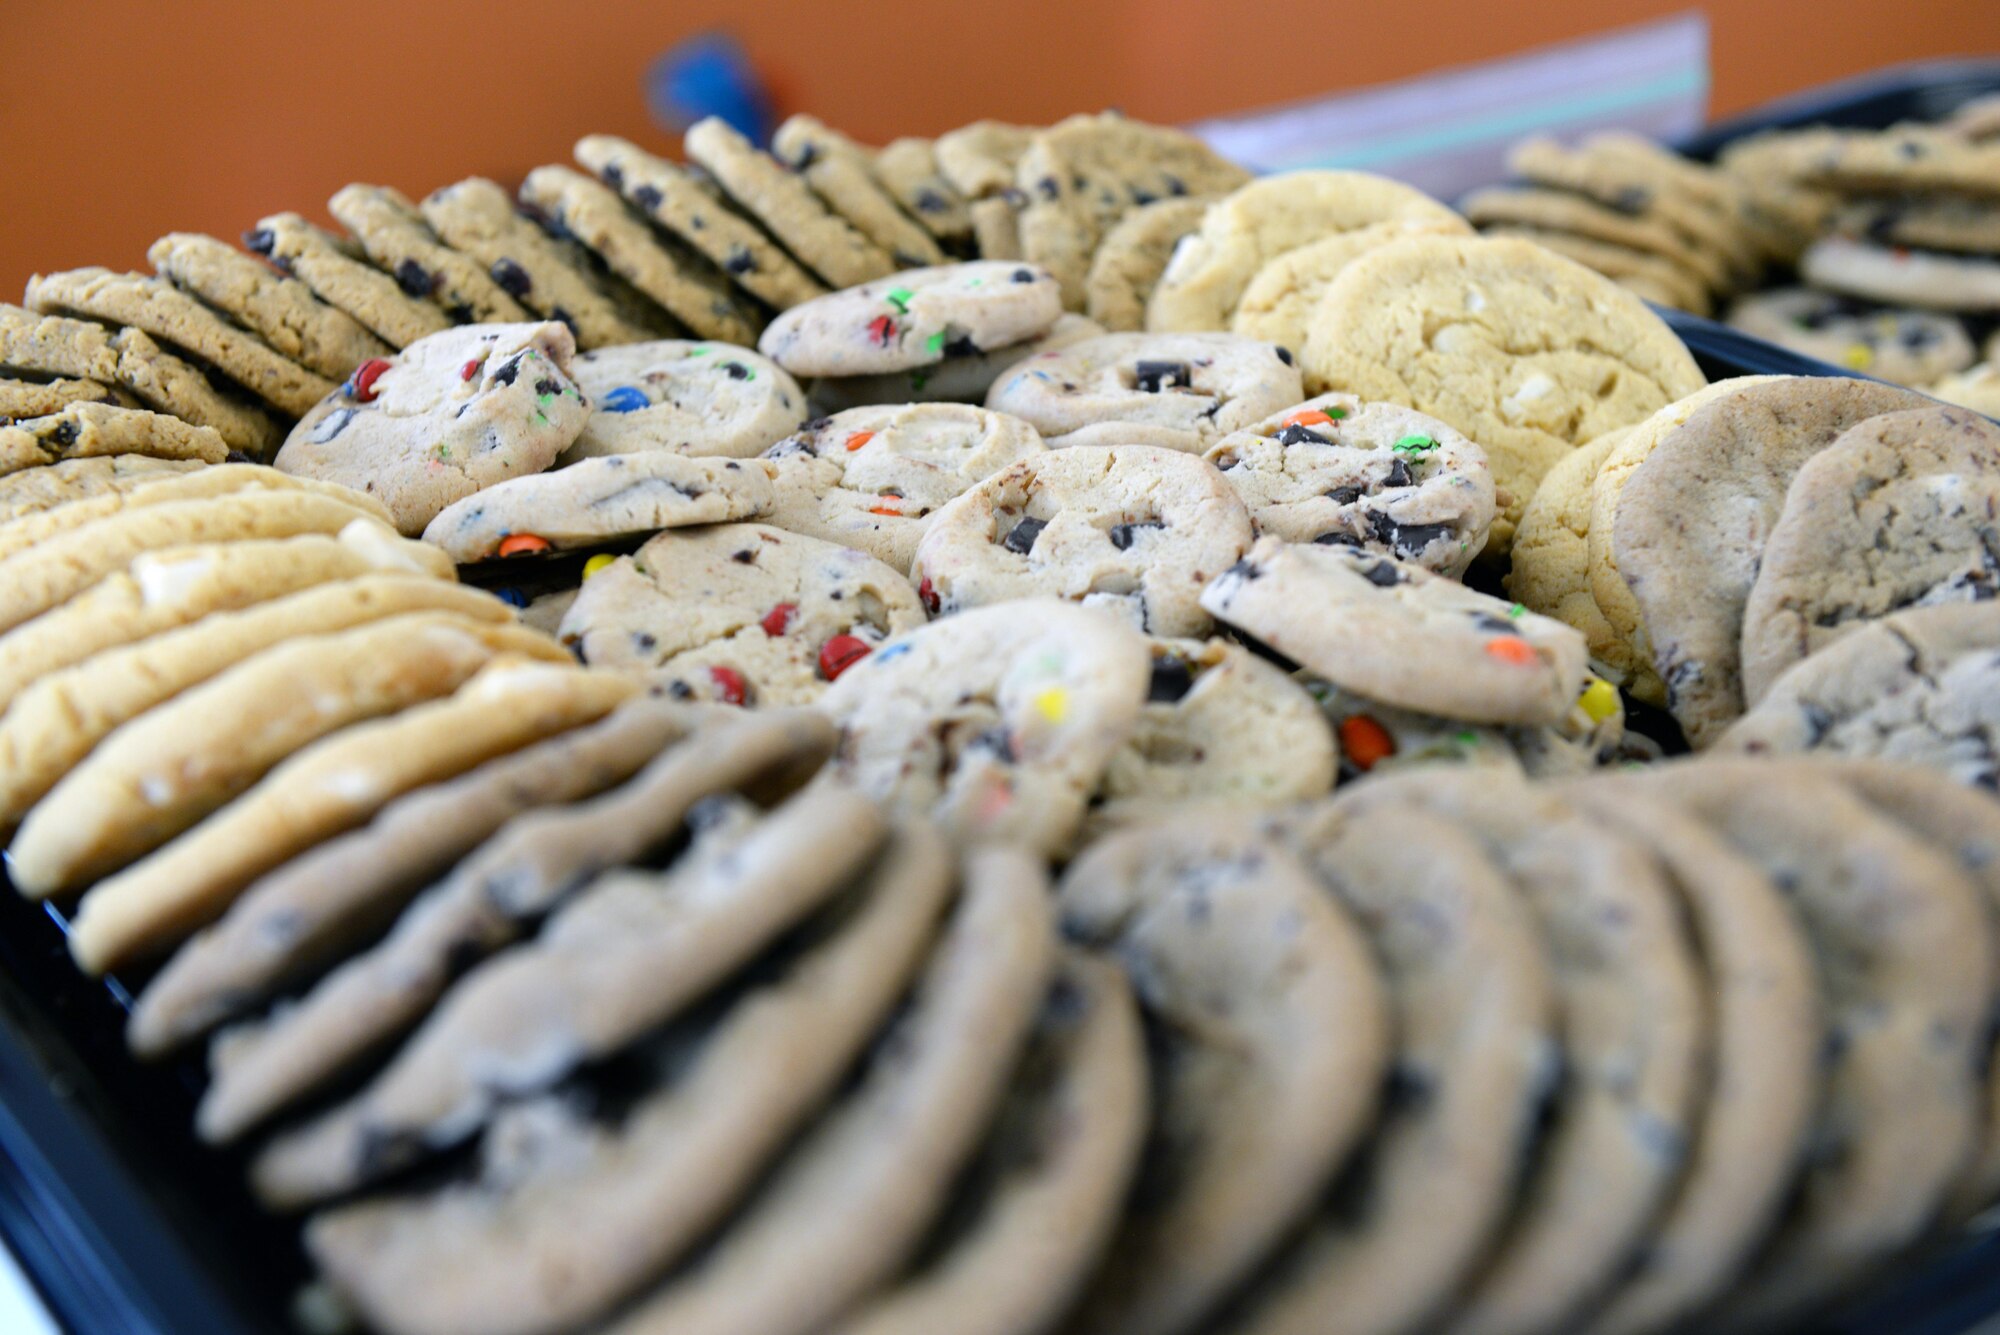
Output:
[{"left": 2, "top": 0, "right": 1995, "bottom": 298}]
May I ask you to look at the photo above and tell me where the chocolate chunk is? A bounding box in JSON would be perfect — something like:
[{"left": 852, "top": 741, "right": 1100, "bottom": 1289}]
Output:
[
  {"left": 490, "top": 258, "right": 532, "bottom": 298},
  {"left": 916, "top": 189, "right": 948, "bottom": 214},
  {"left": 242, "top": 228, "right": 275, "bottom": 255},
  {"left": 1147, "top": 656, "right": 1196, "bottom": 703},
  {"left": 600, "top": 163, "right": 625, "bottom": 189},
  {"left": 1109, "top": 520, "right": 1162, "bottom": 550},
  {"left": 1163, "top": 174, "right": 1189, "bottom": 196},
  {"left": 944, "top": 335, "right": 979, "bottom": 358},
  {"left": 1360, "top": 559, "right": 1405, "bottom": 588},
  {"left": 1613, "top": 186, "right": 1651, "bottom": 214},
  {"left": 634, "top": 185, "right": 663, "bottom": 211},
  {"left": 47, "top": 421, "right": 78, "bottom": 447},
  {"left": 1370, "top": 513, "right": 1455, "bottom": 560},
  {"left": 1384, "top": 457, "right": 1414, "bottom": 489},
  {"left": 1325, "top": 485, "right": 1365, "bottom": 505},
  {"left": 724, "top": 247, "right": 757, "bottom": 275},
  {"left": 1274, "top": 346, "right": 1294, "bottom": 365},
  {"left": 969, "top": 727, "right": 1018, "bottom": 763},
  {"left": 722, "top": 361, "right": 751, "bottom": 380},
  {"left": 1037, "top": 176, "right": 1061, "bottom": 202},
  {"left": 1011, "top": 268, "right": 1037, "bottom": 284},
  {"left": 1472, "top": 613, "right": 1519, "bottom": 634},
  {"left": 1002, "top": 516, "right": 1047, "bottom": 555},
  {"left": 730, "top": 549, "right": 756, "bottom": 564},
  {"left": 1312, "top": 530, "right": 1364, "bottom": 547},
  {"left": 1134, "top": 360, "right": 1192, "bottom": 393},
  {"left": 1276, "top": 424, "right": 1331, "bottom": 447},
  {"left": 394, "top": 259, "right": 437, "bottom": 298},
  {"left": 489, "top": 354, "right": 524, "bottom": 387}
]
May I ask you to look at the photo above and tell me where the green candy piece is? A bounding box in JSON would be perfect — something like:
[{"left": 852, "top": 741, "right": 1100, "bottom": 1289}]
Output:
[
  {"left": 925, "top": 331, "right": 946, "bottom": 355},
  {"left": 886, "top": 287, "right": 914, "bottom": 312},
  {"left": 1391, "top": 434, "right": 1439, "bottom": 454}
]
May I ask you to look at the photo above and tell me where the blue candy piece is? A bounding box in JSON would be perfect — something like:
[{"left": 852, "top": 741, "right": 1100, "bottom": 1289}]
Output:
[
  {"left": 600, "top": 386, "right": 649, "bottom": 414},
  {"left": 494, "top": 588, "right": 531, "bottom": 609}
]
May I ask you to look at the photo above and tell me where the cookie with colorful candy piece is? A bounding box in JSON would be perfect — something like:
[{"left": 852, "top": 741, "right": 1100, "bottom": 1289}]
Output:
[
  {"left": 817, "top": 598, "right": 1150, "bottom": 855},
  {"left": 560, "top": 338, "right": 804, "bottom": 461},
  {"left": 1202, "top": 391, "right": 1496, "bottom": 576},
  {"left": 1201, "top": 537, "right": 1588, "bottom": 727},
  {"left": 557, "top": 521, "right": 925, "bottom": 706},
  {"left": 914, "top": 444, "right": 1254, "bottom": 638},
  {"left": 804, "top": 312, "right": 1103, "bottom": 414},
  {"left": 1800, "top": 234, "right": 2000, "bottom": 312},
  {"left": 1726, "top": 287, "right": 1974, "bottom": 385},
  {"left": 274, "top": 322, "right": 589, "bottom": 535},
  {"left": 984, "top": 331, "right": 1302, "bottom": 452},
  {"left": 421, "top": 454, "right": 776, "bottom": 564},
  {"left": 761, "top": 402, "right": 1047, "bottom": 571},
  {"left": 758, "top": 262, "right": 1063, "bottom": 379}
]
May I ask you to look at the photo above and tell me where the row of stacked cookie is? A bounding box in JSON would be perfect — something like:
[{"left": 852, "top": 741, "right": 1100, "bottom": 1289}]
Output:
[
  {"left": 0, "top": 451, "right": 638, "bottom": 978},
  {"left": 104, "top": 677, "right": 2000, "bottom": 1335},
  {"left": 1510, "top": 375, "right": 2000, "bottom": 770}
]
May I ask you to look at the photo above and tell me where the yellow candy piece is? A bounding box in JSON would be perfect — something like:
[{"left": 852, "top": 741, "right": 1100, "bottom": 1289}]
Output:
[
  {"left": 582, "top": 553, "right": 617, "bottom": 579},
  {"left": 1032, "top": 686, "right": 1069, "bottom": 725},
  {"left": 1842, "top": 343, "right": 1874, "bottom": 370},
  {"left": 1579, "top": 677, "right": 1620, "bottom": 724}
]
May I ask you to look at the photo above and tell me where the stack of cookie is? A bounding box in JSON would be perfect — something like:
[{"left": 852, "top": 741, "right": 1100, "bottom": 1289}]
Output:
[
  {"left": 1511, "top": 375, "right": 2000, "bottom": 772},
  {"left": 1464, "top": 130, "right": 1769, "bottom": 316}
]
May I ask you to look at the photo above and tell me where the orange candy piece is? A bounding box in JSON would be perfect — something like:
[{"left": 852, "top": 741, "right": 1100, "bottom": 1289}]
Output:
[
  {"left": 869, "top": 497, "right": 902, "bottom": 516},
  {"left": 1281, "top": 409, "right": 1335, "bottom": 430},
  {"left": 845, "top": 430, "right": 876, "bottom": 452},
  {"left": 1338, "top": 715, "right": 1396, "bottom": 771},
  {"left": 1483, "top": 636, "right": 1539, "bottom": 666},
  {"left": 496, "top": 533, "right": 552, "bottom": 557}
]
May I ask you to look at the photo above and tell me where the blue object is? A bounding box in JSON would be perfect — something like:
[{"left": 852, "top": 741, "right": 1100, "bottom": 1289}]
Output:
[
  {"left": 646, "top": 31, "right": 775, "bottom": 145},
  {"left": 493, "top": 587, "right": 530, "bottom": 609},
  {"left": 600, "top": 386, "right": 650, "bottom": 414}
]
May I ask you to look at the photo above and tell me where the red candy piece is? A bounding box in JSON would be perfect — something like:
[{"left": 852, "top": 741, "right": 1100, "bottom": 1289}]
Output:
[
  {"left": 918, "top": 576, "right": 940, "bottom": 615},
  {"left": 1282, "top": 409, "right": 1335, "bottom": 429},
  {"left": 760, "top": 602, "right": 798, "bottom": 636},
  {"left": 1338, "top": 715, "right": 1397, "bottom": 771},
  {"left": 818, "top": 634, "right": 871, "bottom": 681},
  {"left": 1483, "top": 636, "right": 1539, "bottom": 666},
  {"left": 709, "top": 665, "right": 748, "bottom": 706},
  {"left": 496, "top": 533, "right": 551, "bottom": 557},
  {"left": 349, "top": 357, "right": 393, "bottom": 403},
  {"left": 866, "top": 315, "right": 898, "bottom": 347},
  {"left": 844, "top": 430, "right": 876, "bottom": 452},
  {"left": 460, "top": 358, "right": 482, "bottom": 382}
]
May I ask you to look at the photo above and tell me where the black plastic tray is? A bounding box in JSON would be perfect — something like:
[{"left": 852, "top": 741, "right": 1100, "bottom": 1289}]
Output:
[{"left": 1678, "top": 56, "right": 2000, "bottom": 159}]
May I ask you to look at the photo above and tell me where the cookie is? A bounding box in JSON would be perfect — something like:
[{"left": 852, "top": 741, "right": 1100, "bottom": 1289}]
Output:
[
  {"left": 1011, "top": 112, "right": 1252, "bottom": 310},
  {"left": 873, "top": 136, "right": 975, "bottom": 248},
  {"left": 64, "top": 662, "right": 636, "bottom": 975},
  {"left": 1946, "top": 92, "right": 2000, "bottom": 142},
  {"left": 1084, "top": 196, "right": 1216, "bottom": 332},
  {"left": 1202, "top": 537, "right": 1588, "bottom": 726},
  {"left": 1338, "top": 771, "right": 1706, "bottom": 1335},
  {"left": 984, "top": 331, "right": 1302, "bottom": 452},
  {"left": 274, "top": 321, "right": 589, "bottom": 535},
  {"left": 1801, "top": 235, "right": 2000, "bottom": 312},
  {"left": 1088, "top": 637, "right": 1336, "bottom": 831},
  {"left": 1504, "top": 429, "right": 1637, "bottom": 684},
  {"left": 1558, "top": 784, "right": 1821, "bottom": 1335},
  {"left": 1726, "top": 287, "right": 1975, "bottom": 384},
  {"left": 1301, "top": 234, "right": 1706, "bottom": 554},
  {"left": 562, "top": 338, "right": 805, "bottom": 461},
  {"left": 1631, "top": 760, "right": 1989, "bottom": 1330},
  {"left": 1607, "top": 375, "right": 1936, "bottom": 745},
  {"left": 1222, "top": 803, "right": 1555, "bottom": 1335},
  {"left": 329, "top": 183, "right": 530, "bottom": 324},
  {"left": 827, "top": 949, "right": 1147, "bottom": 1335},
  {"left": 420, "top": 177, "right": 667, "bottom": 350},
  {"left": 1830, "top": 194, "right": 2000, "bottom": 256},
  {"left": 1461, "top": 185, "right": 1727, "bottom": 292},
  {"left": 0, "top": 305, "right": 279, "bottom": 455},
  {"left": 1056, "top": 818, "right": 1389, "bottom": 1335},
  {"left": 1740, "top": 406, "right": 2000, "bottom": 703},
  {"left": 804, "top": 311, "right": 1104, "bottom": 413},
  {"left": 0, "top": 375, "right": 127, "bottom": 419},
  {"left": 573, "top": 134, "right": 829, "bottom": 311},
  {"left": 684, "top": 116, "right": 894, "bottom": 289},
  {"left": 558, "top": 522, "right": 925, "bottom": 704},
  {"left": 0, "top": 455, "right": 204, "bottom": 525},
  {"left": 969, "top": 195, "right": 1024, "bottom": 260},
  {"left": 147, "top": 232, "right": 391, "bottom": 380},
  {"left": 307, "top": 825, "right": 953, "bottom": 1335},
  {"left": 1933, "top": 360, "right": 2000, "bottom": 418},
  {"left": 772, "top": 115, "right": 946, "bottom": 269},
  {"left": 518, "top": 164, "right": 764, "bottom": 345},
  {"left": 0, "top": 489, "right": 396, "bottom": 636},
  {"left": 244, "top": 213, "right": 452, "bottom": 349},
  {"left": 0, "top": 402, "right": 228, "bottom": 475},
  {"left": 0, "top": 575, "right": 507, "bottom": 851},
  {"left": 599, "top": 844, "right": 1054, "bottom": 1335},
  {"left": 248, "top": 786, "right": 888, "bottom": 1210},
  {"left": 0, "top": 461, "right": 392, "bottom": 564},
  {"left": 914, "top": 444, "right": 1255, "bottom": 636},
  {"left": 758, "top": 262, "right": 1061, "bottom": 379},
  {"left": 24, "top": 267, "right": 336, "bottom": 417},
  {"left": 196, "top": 710, "right": 836, "bottom": 1143},
  {"left": 7, "top": 614, "right": 561, "bottom": 898},
  {"left": 761, "top": 402, "right": 1047, "bottom": 570},
  {"left": 1228, "top": 215, "right": 1472, "bottom": 355},
  {"left": 420, "top": 453, "right": 775, "bottom": 562},
  {"left": 935, "top": 121, "right": 1037, "bottom": 200},
  {"left": 817, "top": 598, "right": 1149, "bottom": 855},
  {"left": 1203, "top": 391, "right": 1497, "bottom": 575},
  {"left": 1147, "top": 169, "right": 1462, "bottom": 333},
  {"left": 1475, "top": 225, "right": 1713, "bottom": 316},
  {"left": 1791, "top": 125, "right": 2000, "bottom": 198},
  {"left": 1716, "top": 603, "right": 2000, "bottom": 785},
  {"left": 128, "top": 698, "right": 696, "bottom": 1057}
]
